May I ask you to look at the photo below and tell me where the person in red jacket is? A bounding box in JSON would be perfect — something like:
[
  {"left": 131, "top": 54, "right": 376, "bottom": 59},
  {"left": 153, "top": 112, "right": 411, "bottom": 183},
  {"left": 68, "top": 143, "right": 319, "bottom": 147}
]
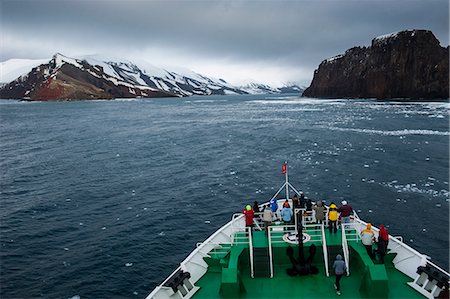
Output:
[
  {"left": 243, "top": 205, "right": 254, "bottom": 228},
  {"left": 338, "top": 200, "right": 353, "bottom": 232},
  {"left": 376, "top": 224, "right": 389, "bottom": 263}
]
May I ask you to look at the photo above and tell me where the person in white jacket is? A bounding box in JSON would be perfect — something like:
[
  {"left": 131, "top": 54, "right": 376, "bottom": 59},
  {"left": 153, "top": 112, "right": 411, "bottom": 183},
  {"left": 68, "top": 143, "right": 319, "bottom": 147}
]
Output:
[
  {"left": 360, "top": 223, "right": 376, "bottom": 258},
  {"left": 262, "top": 204, "right": 273, "bottom": 234}
]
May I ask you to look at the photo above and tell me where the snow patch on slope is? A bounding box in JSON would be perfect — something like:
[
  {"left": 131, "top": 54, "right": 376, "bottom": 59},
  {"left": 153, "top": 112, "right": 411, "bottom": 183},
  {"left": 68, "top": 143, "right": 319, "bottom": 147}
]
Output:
[
  {"left": 374, "top": 31, "right": 401, "bottom": 42},
  {"left": 1, "top": 58, "right": 49, "bottom": 83},
  {"left": 82, "top": 56, "right": 121, "bottom": 78},
  {"left": 53, "top": 53, "right": 83, "bottom": 69},
  {"left": 372, "top": 29, "right": 418, "bottom": 45}
]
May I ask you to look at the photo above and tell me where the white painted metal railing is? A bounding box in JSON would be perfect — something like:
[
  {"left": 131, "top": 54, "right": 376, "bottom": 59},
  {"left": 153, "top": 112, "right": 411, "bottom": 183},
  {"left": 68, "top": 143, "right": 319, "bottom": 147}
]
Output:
[
  {"left": 342, "top": 221, "right": 360, "bottom": 242},
  {"left": 231, "top": 213, "right": 251, "bottom": 246},
  {"left": 321, "top": 223, "right": 330, "bottom": 277},
  {"left": 266, "top": 222, "right": 328, "bottom": 279},
  {"left": 195, "top": 242, "right": 230, "bottom": 258},
  {"left": 268, "top": 227, "right": 274, "bottom": 278},
  {"left": 266, "top": 224, "right": 296, "bottom": 279},
  {"left": 248, "top": 227, "right": 254, "bottom": 278},
  {"left": 302, "top": 223, "right": 324, "bottom": 242},
  {"left": 341, "top": 223, "right": 351, "bottom": 276}
]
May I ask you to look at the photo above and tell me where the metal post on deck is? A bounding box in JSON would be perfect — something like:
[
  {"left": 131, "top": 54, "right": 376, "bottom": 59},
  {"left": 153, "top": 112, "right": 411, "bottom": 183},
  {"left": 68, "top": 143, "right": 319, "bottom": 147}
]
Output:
[
  {"left": 248, "top": 227, "right": 254, "bottom": 278},
  {"left": 285, "top": 161, "right": 289, "bottom": 201},
  {"left": 341, "top": 224, "right": 350, "bottom": 276},
  {"left": 321, "top": 223, "right": 330, "bottom": 277},
  {"left": 269, "top": 184, "right": 286, "bottom": 205},
  {"left": 268, "top": 226, "right": 274, "bottom": 278}
]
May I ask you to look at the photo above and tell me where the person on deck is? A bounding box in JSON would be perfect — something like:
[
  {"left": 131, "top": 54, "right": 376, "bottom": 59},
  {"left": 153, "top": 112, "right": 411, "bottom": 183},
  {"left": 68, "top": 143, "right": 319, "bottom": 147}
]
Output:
[
  {"left": 263, "top": 204, "right": 273, "bottom": 234},
  {"left": 328, "top": 203, "right": 338, "bottom": 233},
  {"left": 305, "top": 199, "right": 313, "bottom": 211},
  {"left": 303, "top": 198, "right": 313, "bottom": 222},
  {"left": 333, "top": 254, "right": 347, "bottom": 296},
  {"left": 313, "top": 201, "right": 325, "bottom": 224},
  {"left": 292, "top": 193, "right": 299, "bottom": 214},
  {"left": 338, "top": 200, "right": 353, "bottom": 232},
  {"left": 360, "top": 223, "right": 376, "bottom": 259},
  {"left": 253, "top": 201, "right": 260, "bottom": 213},
  {"left": 242, "top": 205, "right": 254, "bottom": 228},
  {"left": 292, "top": 193, "right": 299, "bottom": 207},
  {"left": 281, "top": 204, "right": 293, "bottom": 226},
  {"left": 376, "top": 224, "right": 389, "bottom": 263},
  {"left": 270, "top": 198, "right": 279, "bottom": 221},
  {"left": 299, "top": 192, "right": 306, "bottom": 208}
]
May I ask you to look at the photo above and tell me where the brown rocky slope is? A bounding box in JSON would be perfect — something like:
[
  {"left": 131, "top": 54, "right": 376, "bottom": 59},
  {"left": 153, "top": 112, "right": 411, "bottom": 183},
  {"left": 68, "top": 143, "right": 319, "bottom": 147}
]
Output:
[
  {"left": 0, "top": 55, "right": 176, "bottom": 100},
  {"left": 302, "top": 30, "right": 449, "bottom": 100}
]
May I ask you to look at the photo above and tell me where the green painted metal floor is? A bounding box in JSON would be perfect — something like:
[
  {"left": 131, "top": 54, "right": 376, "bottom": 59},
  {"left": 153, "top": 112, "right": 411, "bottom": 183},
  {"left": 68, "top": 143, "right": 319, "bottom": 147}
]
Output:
[{"left": 194, "top": 228, "right": 423, "bottom": 299}]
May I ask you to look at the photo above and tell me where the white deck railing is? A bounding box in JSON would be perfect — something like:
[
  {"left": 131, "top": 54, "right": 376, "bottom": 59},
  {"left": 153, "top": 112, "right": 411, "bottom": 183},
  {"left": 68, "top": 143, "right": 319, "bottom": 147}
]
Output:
[
  {"left": 248, "top": 227, "right": 254, "bottom": 278},
  {"left": 268, "top": 226, "right": 274, "bottom": 278},
  {"left": 341, "top": 223, "right": 351, "bottom": 276},
  {"left": 321, "top": 223, "right": 330, "bottom": 277}
]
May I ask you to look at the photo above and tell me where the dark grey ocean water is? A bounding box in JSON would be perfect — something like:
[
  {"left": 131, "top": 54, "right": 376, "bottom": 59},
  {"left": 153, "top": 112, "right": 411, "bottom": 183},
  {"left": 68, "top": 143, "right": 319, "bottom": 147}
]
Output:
[{"left": 0, "top": 94, "right": 448, "bottom": 299}]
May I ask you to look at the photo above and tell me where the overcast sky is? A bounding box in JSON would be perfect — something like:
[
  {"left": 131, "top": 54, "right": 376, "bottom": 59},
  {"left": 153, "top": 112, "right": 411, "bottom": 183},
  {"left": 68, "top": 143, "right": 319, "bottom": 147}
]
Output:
[{"left": 1, "top": 0, "right": 448, "bottom": 86}]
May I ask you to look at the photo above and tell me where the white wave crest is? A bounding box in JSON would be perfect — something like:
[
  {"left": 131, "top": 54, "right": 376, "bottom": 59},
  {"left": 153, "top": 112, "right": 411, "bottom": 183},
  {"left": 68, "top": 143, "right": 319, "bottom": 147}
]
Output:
[
  {"left": 326, "top": 127, "right": 449, "bottom": 136},
  {"left": 250, "top": 98, "right": 345, "bottom": 105},
  {"left": 380, "top": 181, "right": 449, "bottom": 198},
  {"left": 192, "top": 99, "right": 228, "bottom": 103}
]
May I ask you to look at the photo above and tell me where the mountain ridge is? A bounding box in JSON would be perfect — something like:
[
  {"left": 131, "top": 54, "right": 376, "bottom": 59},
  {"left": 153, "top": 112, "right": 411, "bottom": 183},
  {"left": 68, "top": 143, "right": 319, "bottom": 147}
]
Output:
[{"left": 0, "top": 54, "right": 302, "bottom": 100}]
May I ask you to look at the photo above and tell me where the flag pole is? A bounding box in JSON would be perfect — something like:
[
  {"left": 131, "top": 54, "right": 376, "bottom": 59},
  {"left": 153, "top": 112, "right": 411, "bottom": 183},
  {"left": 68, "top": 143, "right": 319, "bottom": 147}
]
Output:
[{"left": 285, "top": 161, "right": 289, "bottom": 201}]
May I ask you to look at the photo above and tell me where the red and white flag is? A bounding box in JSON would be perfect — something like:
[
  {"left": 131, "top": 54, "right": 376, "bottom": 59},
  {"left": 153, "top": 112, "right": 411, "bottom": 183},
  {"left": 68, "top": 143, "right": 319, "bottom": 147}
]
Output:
[{"left": 281, "top": 163, "right": 287, "bottom": 174}]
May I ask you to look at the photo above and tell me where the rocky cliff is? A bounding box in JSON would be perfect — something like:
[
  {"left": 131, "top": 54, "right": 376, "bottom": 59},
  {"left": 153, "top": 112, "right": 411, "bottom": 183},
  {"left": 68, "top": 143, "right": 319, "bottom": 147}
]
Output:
[{"left": 302, "top": 30, "right": 449, "bottom": 99}]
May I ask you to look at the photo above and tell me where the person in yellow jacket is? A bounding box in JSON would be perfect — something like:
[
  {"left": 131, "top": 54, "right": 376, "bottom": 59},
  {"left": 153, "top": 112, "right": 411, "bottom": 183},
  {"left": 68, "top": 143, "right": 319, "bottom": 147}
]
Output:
[{"left": 328, "top": 203, "right": 339, "bottom": 234}]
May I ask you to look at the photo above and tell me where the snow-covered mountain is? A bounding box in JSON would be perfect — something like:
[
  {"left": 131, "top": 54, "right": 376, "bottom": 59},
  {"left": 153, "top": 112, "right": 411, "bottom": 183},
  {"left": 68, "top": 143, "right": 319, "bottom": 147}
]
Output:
[
  {"left": 0, "top": 53, "right": 302, "bottom": 100},
  {"left": 239, "top": 82, "right": 304, "bottom": 94}
]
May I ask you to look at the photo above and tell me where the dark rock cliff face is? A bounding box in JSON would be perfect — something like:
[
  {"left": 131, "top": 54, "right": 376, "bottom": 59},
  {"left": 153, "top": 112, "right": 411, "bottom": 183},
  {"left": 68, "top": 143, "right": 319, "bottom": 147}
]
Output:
[{"left": 303, "top": 30, "right": 449, "bottom": 99}]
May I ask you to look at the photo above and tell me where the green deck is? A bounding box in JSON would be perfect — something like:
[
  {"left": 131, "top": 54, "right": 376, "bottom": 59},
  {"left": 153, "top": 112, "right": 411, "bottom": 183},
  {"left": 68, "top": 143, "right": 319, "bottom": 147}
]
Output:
[{"left": 194, "top": 227, "right": 423, "bottom": 299}]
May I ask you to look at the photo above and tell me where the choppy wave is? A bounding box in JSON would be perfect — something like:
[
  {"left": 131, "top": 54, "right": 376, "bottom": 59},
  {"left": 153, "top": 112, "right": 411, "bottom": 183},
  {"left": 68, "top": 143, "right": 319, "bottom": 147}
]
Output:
[
  {"left": 263, "top": 96, "right": 299, "bottom": 100},
  {"left": 379, "top": 181, "right": 449, "bottom": 198},
  {"left": 192, "top": 99, "right": 228, "bottom": 103},
  {"left": 325, "top": 127, "right": 449, "bottom": 136},
  {"left": 0, "top": 99, "right": 46, "bottom": 104},
  {"left": 249, "top": 98, "right": 346, "bottom": 105}
]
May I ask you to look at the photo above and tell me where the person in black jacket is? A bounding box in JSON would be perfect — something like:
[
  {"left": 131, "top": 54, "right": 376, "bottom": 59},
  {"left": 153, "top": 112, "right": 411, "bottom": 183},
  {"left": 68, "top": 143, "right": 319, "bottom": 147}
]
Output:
[{"left": 299, "top": 192, "right": 306, "bottom": 208}]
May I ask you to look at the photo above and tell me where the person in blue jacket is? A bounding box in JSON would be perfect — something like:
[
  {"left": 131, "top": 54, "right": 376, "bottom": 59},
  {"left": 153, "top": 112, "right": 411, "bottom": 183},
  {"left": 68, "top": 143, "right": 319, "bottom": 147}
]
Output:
[
  {"left": 270, "top": 198, "right": 278, "bottom": 220},
  {"left": 281, "top": 204, "right": 293, "bottom": 226}
]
